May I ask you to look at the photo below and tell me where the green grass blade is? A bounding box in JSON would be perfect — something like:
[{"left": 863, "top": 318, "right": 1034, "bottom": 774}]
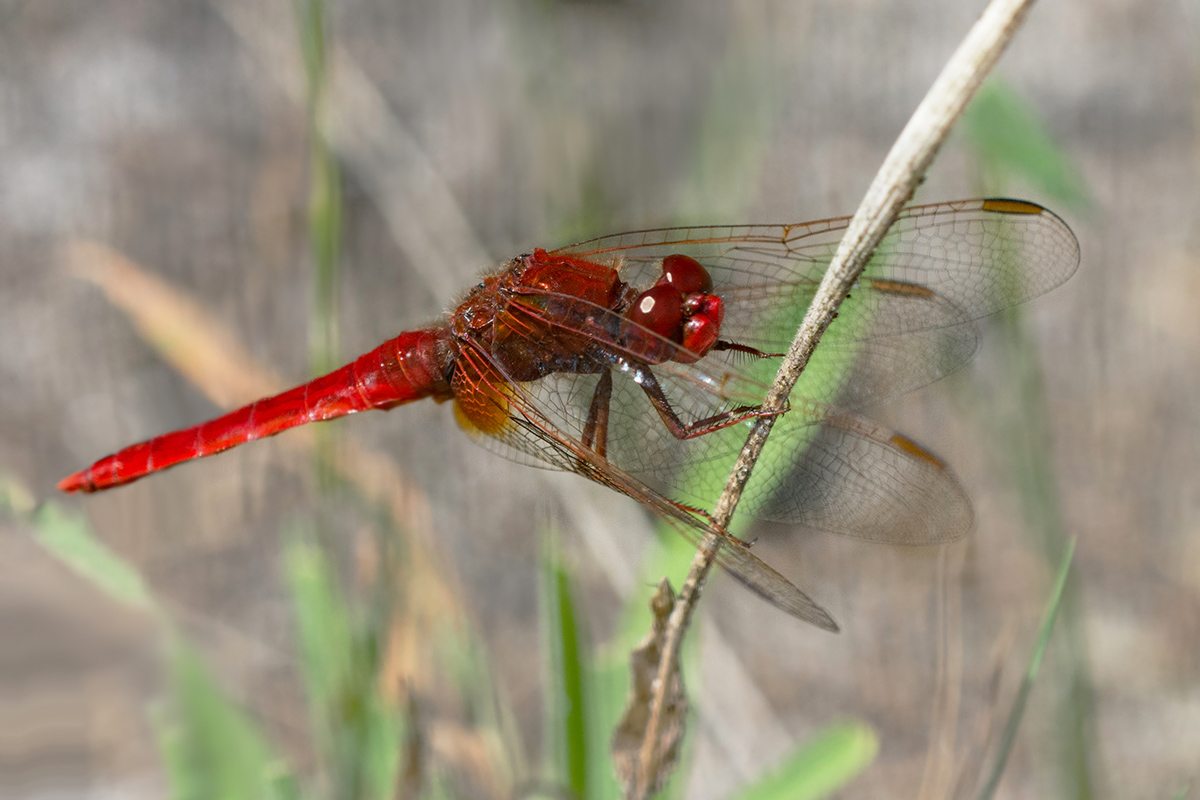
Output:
[
  {"left": 964, "top": 86, "right": 1098, "bottom": 800},
  {"left": 976, "top": 538, "right": 1076, "bottom": 800},
  {"left": 157, "top": 641, "right": 300, "bottom": 800},
  {"left": 30, "top": 501, "right": 154, "bottom": 613},
  {"left": 294, "top": 0, "right": 342, "bottom": 494},
  {"left": 962, "top": 79, "right": 1092, "bottom": 212},
  {"left": 15, "top": 484, "right": 299, "bottom": 799},
  {"left": 292, "top": 5, "right": 406, "bottom": 793},
  {"left": 733, "top": 722, "right": 878, "bottom": 800},
  {"left": 284, "top": 525, "right": 406, "bottom": 800},
  {"left": 674, "top": 34, "right": 785, "bottom": 223},
  {"left": 284, "top": 525, "right": 354, "bottom": 731},
  {"left": 540, "top": 532, "right": 591, "bottom": 799},
  {"left": 589, "top": 656, "right": 631, "bottom": 800},
  {"left": 294, "top": 0, "right": 342, "bottom": 380}
]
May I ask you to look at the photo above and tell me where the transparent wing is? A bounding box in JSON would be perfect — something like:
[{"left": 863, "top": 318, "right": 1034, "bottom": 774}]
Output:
[
  {"left": 452, "top": 284, "right": 972, "bottom": 544},
  {"left": 446, "top": 199, "right": 1077, "bottom": 622},
  {"left": 554, "top": 198, "right": 1079, "bottom": 410},
  {"left": 449, "top": 340, "right": 839, "bottom": 629},
  {"left": 554, "top": 198, "right": 1078, "bottom": 336},
  {"left": 657, "top": 400, "right": 974, "bottom": 544}
]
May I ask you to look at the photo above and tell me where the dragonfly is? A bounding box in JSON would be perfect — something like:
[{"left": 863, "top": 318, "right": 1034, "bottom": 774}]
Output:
[{"left": 59, "top": 198, "right": 1079, "bottom": 631}]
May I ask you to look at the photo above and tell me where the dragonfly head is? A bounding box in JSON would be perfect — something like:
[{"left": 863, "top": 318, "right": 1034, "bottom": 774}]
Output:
[{"left": 625, "top": 254, "right": 724, "bottom": 364}]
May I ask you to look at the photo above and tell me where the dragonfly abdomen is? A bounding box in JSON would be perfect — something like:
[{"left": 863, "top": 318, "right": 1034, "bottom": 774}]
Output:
[{"left": 58, "top": 328, "right": 455, "bottom": 492}]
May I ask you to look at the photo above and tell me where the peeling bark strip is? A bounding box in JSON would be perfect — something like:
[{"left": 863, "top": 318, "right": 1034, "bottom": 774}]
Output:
[{"left": 612, "top": 581, "right": 687, "bottom": 795}]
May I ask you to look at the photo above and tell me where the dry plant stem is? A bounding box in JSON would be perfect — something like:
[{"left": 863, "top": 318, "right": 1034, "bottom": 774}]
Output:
[{"left": 631, "top": 0, "right": 1039, "bottom": 795}]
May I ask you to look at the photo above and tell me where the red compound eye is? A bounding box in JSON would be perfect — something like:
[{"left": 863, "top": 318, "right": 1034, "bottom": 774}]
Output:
[
  {"left": 683, "top": 293, "right": 724, "bottom": 327},
  {"left": 627, "top": 285, "right": 684, "bottom": 340},
  {"left": 676, "top": 314, "right": 719, "bottom": 363},
  {"left": 658, "top": 254, "right": 713, "bottom": 295}
]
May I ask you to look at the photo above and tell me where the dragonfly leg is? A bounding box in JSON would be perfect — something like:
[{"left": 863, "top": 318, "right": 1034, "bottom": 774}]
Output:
[
  {"left": 582, "top": 368, "right": 613, "bottom": 458},
  {"left": 662, "top": 499, "right": 759, "bottom": 549},
  {"left": 711, "top": 340, "right": 785, "bottom": 358},
  {"left": 635, "top": 365, "right": 784, "bottom": 440}
]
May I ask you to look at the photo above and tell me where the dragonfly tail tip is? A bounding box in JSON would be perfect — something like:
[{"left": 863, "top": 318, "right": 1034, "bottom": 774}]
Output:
[{"left": 57, "top": 471, "right": 94, "bottom": 494}]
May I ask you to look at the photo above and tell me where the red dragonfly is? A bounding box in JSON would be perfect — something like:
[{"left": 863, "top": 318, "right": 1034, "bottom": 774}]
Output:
[{"left": 60, "top": 198, "right": 1079, "bottom": 631}]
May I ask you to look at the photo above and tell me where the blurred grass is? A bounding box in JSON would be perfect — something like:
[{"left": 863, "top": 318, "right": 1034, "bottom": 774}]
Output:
[
  {"left": 977, "top": 538, "right": 1076, "bottom": 800},
  {"left": 159, "top": 642, "right": 301, "bottom": 800},
  {"left": 673, "top": 27, "right": 787, "bottom": 223},
  {"left": 8, "top": 483, "right": 300, "bottom": 799},
  {"left": 285, "top": 524, "right": 406, "bottom": 800},
  {"left": 961, "top": 77, "right": 1099, "bottom": 800},
  {"left": 962, "top": 81, "right": 1093, "bottom": 214},
  {"left": 290, "top": 4, "right": 408, "bottom": 796},
  {"left": 296, "top": 0, "right": 343, "bottom": 381},
  {"left": 731, "top": 722, "right": 878, "bottom": 800},
  {"left": 539, "top": 530, "right": 592, "bottom": 799},
  {"left": 29, "top": 499, "right": 155, "bottom": 614},
  {"left": 536, "top": 517, "right": 874, "bottom": 800},
  {"left": 296, "top": 0, "right": 343, "bottom": 501},
  {"left": 13, "top": 476, "right": 521, "bottom": 800},
  {"left": 293, "top": 5, "right": 413, "bottom": 795}
]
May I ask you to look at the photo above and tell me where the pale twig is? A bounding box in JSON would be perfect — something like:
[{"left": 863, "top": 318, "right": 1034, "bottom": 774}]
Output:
[{"left": 632, "top": 0, "right": 1040, "bottom": 795}]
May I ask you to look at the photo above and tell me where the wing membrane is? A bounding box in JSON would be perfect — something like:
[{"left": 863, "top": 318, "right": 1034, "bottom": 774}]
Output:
[
  {"left": 448, "top": 199, "right": 1078, "bottom": 623},
  {"left": 556, "top": 198, "right": 1078, "bottom": 408}
]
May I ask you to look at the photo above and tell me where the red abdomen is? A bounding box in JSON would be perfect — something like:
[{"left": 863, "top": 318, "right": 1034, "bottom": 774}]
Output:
[{"left": 59, "top": 328, "right": 455, "bottom": 493}]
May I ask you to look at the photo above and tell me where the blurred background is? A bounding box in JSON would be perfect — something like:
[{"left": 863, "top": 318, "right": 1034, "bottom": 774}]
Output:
[{"left": 1, "top": 0, "right": 1197, "bottom": 798}]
